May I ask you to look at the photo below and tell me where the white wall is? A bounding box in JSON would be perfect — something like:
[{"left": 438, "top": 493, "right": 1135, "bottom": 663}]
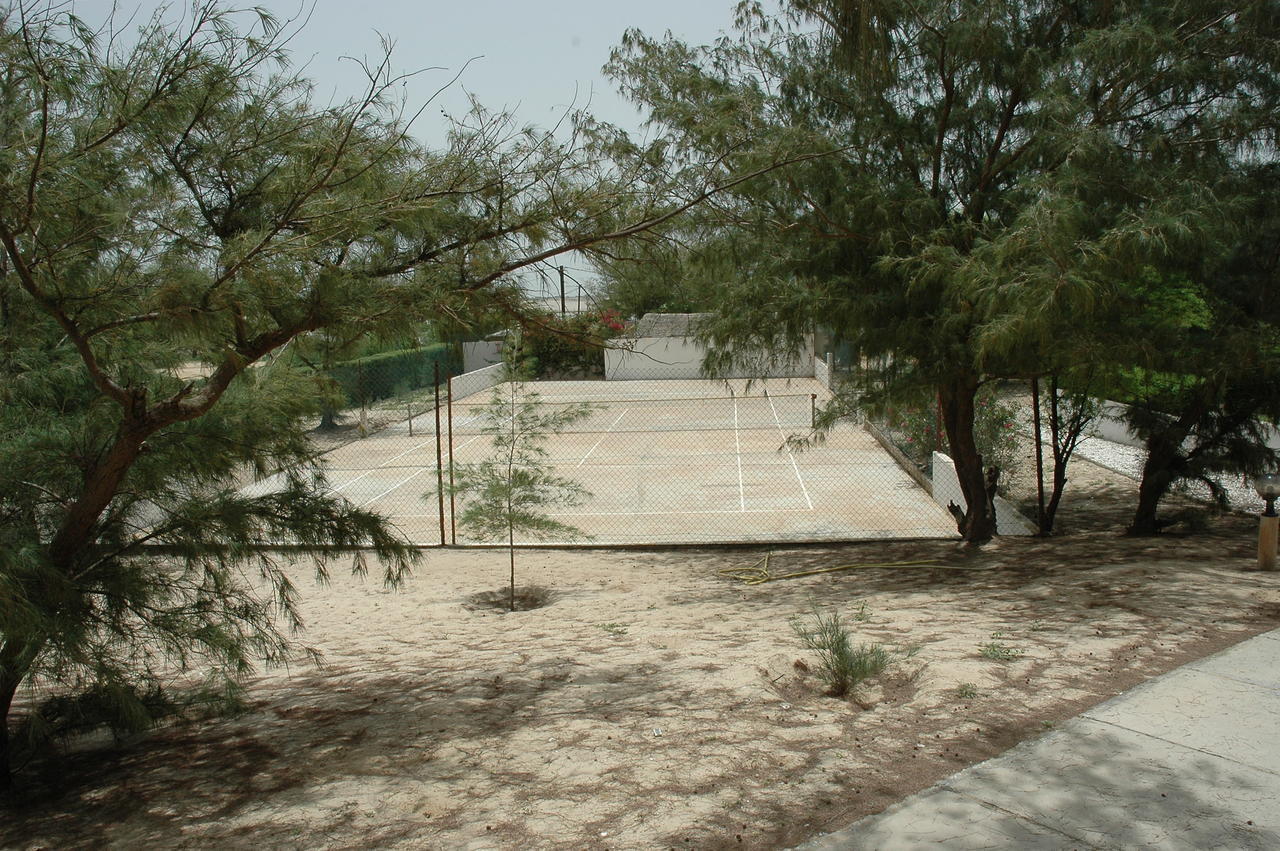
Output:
[
  {"left": 930, "top": 451, "right": 1035, "bottom": 536},
  {"left": 605, "top": 337, "right": 815, "bottom": 380},
  {"left": 450, "top": 362, "right": 506, "bottom": 401},
  {"left": 1088, "top": 400, "right": 1280, "bottom": 452},
  {"left": 814, "top": 353, "right": 831, "bottom": 390},
  {"left": 462, "top": 340, "right": 504, "bottom": 374}
]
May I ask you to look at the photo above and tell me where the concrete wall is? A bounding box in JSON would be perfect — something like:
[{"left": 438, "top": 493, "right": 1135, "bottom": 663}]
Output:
[
  {"left": 1089, "top": 400, "right": 1144, "bottom": 448},
  {"left": 450, "top": 362, "right": 505, "bottom": 401},
  {"left": 814, "top": 353, "right": 831, "bottom": 390},
  {"left": 462, "top": 340, "right": 504, "bottom": 374},
  {"left": 604, "top": 337, "right": 815, "bottom": 381},
  {"left": 930, "top": 451, "right": 1036, "bottom": 536},
  {"left": 1088, "top": 400, "right": 1280, "bottom": 452}
]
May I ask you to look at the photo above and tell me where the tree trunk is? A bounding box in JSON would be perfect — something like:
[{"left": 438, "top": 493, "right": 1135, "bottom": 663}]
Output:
[
  {"left": 318, "top": 406, "right": 341, "bottom": 430},
  {"left": 1130, "top": 445, "right": 1178, "bottom": 535},
  {"left": 938, "top": 375, "right": 997, "bottom": 544},
  {"left": 1129, "top": 421, "right": 1191, "bottom": 535},
  {"left": 0, "top": 639, "right": 34, "bottom": 794},
  {"left": 508, "top": 522, "right": 516, "bottom": 612}
]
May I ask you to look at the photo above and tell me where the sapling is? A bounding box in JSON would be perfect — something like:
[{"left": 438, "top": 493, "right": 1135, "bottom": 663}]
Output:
[{"left": 445, "top": 365, "right": 595, "bottom": 611}]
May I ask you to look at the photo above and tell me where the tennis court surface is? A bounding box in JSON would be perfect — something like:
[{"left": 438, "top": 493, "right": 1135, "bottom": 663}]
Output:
[{"left": 251, "top": 378, "right": 959, "bottom": 546}]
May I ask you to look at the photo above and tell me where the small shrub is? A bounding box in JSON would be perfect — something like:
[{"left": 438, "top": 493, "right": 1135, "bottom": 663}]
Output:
[
  {"left": 979, "top": 632, "right": 1022, "bottom": 661},
  {"left": 597, "top": 622, "right": 628, "bottom": 636},
  {"left": 791, "top": 606, "right": 892, "bottom": 697},
  {"left": 956, "top": 682, "right": 979, "bottom": 699}
]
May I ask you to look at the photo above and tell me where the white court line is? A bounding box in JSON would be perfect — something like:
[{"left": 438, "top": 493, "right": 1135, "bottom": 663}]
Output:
[
  {"left": 361, "top": 468, "right": 430, "bottom": 507},
  {"left": 575, "top": 410, "right": 629, "bottom": 469},
  {"left": 733, "top": 397, "right": 746, "bottom": 511},
  {"left": 549, "top": 507, "right": 811, "bottom": 518},
  {"left": 379, "top": 412, "right": 484, "bottom": 467},
  {"left": 335, "top": 429, "right": 485, "bottom": 496},
  {"left": 768, "top": 393, "right": 815, "bottom": 510}
]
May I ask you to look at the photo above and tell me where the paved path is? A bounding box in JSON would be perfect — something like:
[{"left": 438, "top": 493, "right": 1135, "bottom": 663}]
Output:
[{"left": 795, "top": 628, "right": 1280, "bottom": 850}]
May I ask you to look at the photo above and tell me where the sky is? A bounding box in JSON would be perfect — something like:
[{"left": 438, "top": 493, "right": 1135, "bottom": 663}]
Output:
[
  {"left": 61, "top": 0, "right": 747, "bottom": 300},
  {"left": 68, "top": 0, "right": 743, "bottom": 144}
]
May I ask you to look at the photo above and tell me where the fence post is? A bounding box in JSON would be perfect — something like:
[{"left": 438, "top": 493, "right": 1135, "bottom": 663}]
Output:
[
  {"left": 1031, "top": 376, "right": 1046, "bottom": 534},
  {"left": 434, "top": 362, "right": 445, "bottom": 546},
  {"left": 447, "top": 374, "right": 457, "bottom": 544}
]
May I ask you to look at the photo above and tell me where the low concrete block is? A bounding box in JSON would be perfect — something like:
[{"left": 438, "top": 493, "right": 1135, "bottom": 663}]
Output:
[{"left": 930, "top": 451, "right": 1036, "bottom": 536}]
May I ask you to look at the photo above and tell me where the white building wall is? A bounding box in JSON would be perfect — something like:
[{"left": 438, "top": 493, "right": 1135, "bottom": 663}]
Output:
[{"left": 604, "top": 337, "right": 814, "bottom": 381}]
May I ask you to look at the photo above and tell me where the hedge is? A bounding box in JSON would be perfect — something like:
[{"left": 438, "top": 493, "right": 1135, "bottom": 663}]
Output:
[{"left": 328, "top": 344, "right": 460, "bottom": 405}]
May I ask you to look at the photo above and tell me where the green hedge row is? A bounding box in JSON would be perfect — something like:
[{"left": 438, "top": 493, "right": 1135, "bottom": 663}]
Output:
[{"left": 329, "top": 344, "right": 460, "bottom": 405}]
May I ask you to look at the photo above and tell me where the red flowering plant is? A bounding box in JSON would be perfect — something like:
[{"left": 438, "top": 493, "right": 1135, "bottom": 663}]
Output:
[{"left": 520, "top": 309, "right": 627, "bottom": 379}]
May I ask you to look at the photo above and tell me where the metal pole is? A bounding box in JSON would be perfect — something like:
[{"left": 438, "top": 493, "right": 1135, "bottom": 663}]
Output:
[
  {"left": 935, "top": 391, "right": 944, "bottom": 453},
  {"left": 1031, "top": 376, "right": 1046, "bottom": 534},
  {"left": 559, "top": 265, "right": 566, "bottom": 316},
  {"left": 447, "top": 374, "right": 457, "bottom": 545},
  {"left": 434, "top": 362, "right": 445, "bottom": 546},
  {"left": 811, "top": 394, "right": 817, "bottom": 428}
]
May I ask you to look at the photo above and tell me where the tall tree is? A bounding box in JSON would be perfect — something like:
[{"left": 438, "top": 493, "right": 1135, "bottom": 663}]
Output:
[
  {"left": 0, "top": 1, "right": 789, "bottom": 788},
  {"left": 609, "top": 0, "right": 1280, "bottom": 542}
]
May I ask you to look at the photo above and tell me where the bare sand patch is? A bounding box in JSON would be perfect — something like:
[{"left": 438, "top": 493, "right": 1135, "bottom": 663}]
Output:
[{"left": 5, "top": 512, "right": 1279, "bottom": 850}]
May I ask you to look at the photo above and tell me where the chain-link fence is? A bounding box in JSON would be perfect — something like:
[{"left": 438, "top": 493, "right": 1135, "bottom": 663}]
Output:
[
  {"left": 299, "top": 354, "right": 1270, "bottom": 545},
  {"left": 302, "top": 363, "right": 964, "bottom": 546}
]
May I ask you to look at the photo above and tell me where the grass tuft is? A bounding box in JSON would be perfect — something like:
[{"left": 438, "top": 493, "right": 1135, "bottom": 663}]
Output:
[{"left": 791, "top": 605, "right": 892, "bottom": 697}]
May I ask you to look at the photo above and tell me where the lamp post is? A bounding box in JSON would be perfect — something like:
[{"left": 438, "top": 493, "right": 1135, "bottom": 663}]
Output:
[{"left": 1255, "top": 474, "right": 1280, "bottom": 571}]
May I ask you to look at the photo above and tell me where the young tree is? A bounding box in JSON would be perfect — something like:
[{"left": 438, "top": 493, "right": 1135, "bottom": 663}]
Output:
[
  {"left": 0, "top": 1, "right": 795, "bottom": 788},
  {"left": 447, "top": 365, "right": 594, "bottom": 611},
  {"left": 1031, "top": 374, "right": 1101, "bottom": 535}
]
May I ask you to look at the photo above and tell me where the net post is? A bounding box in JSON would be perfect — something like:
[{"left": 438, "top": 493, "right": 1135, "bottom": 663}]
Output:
[
  {"left": 811, "top": 393, "right": 817, "bottom": 428},
  {"left": 447, "top": 373, "right": 457, "bottom": 544},
  {"left": 434, "top": 362, "right": 445, "bottom": 546},
  {"left": 408, "top": 402, "right": 413, "bottom": 437}
]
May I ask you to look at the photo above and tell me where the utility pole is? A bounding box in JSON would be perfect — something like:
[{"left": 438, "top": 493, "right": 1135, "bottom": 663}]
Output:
[{"left": 559, "top": 265, "right": 567, "bottom": 316}]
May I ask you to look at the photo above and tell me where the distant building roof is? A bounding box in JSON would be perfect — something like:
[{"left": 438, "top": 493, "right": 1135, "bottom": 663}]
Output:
[{"left": 631, "top": 312, "right": 711, "bottom": 339}]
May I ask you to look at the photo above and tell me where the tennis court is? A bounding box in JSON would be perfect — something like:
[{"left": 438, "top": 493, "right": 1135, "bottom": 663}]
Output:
[{"left": 277, "top": 377, "right": 959, "bottom": 546}]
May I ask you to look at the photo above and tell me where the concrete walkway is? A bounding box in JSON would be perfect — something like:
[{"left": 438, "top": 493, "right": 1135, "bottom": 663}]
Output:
[{"left": 795, "top": 628, "right": 1280, "bottom": 850}]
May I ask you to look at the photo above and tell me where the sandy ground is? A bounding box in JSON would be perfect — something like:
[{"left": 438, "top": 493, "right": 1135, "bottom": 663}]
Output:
[{"left": 5, "top": 510, "right": 1280, "bottom": 850}]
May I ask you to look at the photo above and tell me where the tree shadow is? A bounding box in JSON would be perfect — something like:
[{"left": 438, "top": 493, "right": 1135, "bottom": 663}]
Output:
[{"left": 1, "top": 656, "right": 706, "bottom": 847}]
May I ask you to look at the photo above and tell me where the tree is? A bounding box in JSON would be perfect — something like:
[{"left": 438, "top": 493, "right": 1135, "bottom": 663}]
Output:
[
  {"left": 609, "top": 0, "right": 1280, "bottom": 543},
  {"left": 1030, "top": 374, "right": 1101, "bottom": 535},
  {"left": 1115, "top": 185, "right": 1280, "bottom": 534},
  {"left": 447, "top": 363, "right": 594, "bottom": 611},
  {"left": 0, "top": 1, "right": 796, "bottom": 789}
]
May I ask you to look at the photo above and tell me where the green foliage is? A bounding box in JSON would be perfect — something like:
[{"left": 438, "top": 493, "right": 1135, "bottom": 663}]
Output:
[
  {"left": 609, "top": 0, "right": 1280, "bottom": 542},
  {"left": 327, "top": 344, "right": 460, "bottom": 406},
  {"left": 979, "top": 633, "right": 1022, "bottom": 661},
  {"left": 446, "top": 367, "right": 596, "bottom": 610},
  {"left": 520, "top": 310, "right": 626, "bottom": 379},
  {"left": 0, "top": 0, "right": 754, "bottom": 787},
  {"left": 886, "top": 386, "right": 1020, "bottom": 475},
  {"left": 790, "top": 605, "right": 892, "bottom": 697}
]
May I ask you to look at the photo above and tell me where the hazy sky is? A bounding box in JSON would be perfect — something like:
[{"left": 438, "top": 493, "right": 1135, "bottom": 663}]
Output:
[{"left": 68, "top": 0, "right": 744, "bottom": 145}]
